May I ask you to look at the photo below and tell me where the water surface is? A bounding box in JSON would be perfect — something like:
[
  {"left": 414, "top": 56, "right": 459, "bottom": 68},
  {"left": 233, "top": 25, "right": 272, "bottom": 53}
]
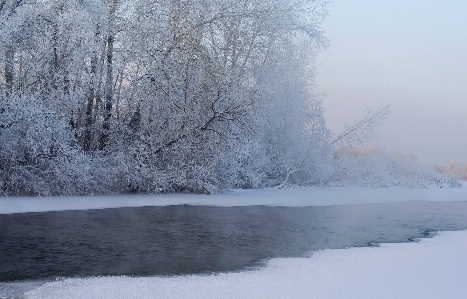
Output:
[{"left": 1, "top": 201, "right": 467, "bottom": 283}]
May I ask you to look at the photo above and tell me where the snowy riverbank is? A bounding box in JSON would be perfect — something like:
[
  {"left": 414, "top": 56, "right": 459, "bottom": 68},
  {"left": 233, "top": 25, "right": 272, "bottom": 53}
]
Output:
[{"left": 1, "top": 184, "right": 467, "bottom": 214}]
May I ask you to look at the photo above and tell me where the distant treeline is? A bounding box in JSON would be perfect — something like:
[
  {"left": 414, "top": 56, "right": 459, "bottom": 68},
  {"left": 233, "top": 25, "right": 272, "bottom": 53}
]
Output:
[{"left": 433, "top": 162, "right": 467, "bottom": 182}]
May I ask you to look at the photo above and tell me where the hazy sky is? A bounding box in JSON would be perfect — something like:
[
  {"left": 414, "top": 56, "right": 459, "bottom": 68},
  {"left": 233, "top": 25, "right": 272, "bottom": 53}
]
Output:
[{"left": 317, "top": 0, "right": 467, "bottom": 164}]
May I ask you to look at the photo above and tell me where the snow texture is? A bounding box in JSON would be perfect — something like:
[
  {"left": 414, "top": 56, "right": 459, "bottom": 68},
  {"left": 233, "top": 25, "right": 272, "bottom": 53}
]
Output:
[
  {"left": 22, "top": 230, "right": 467, "bottom": 299},
  {"left": 1, "top": 184, "right": 467, "bottom": 215}
]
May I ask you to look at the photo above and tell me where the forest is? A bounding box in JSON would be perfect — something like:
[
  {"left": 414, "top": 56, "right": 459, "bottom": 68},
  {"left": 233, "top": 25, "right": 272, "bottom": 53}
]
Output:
[{"left": 0, "top": 0, "right": 459, "bottom": 196}]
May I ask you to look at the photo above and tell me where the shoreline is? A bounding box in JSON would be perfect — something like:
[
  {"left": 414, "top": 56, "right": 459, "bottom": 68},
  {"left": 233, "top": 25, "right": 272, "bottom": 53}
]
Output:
[{"left": 1, "top": 184, "right": 467, "bottom": 214}]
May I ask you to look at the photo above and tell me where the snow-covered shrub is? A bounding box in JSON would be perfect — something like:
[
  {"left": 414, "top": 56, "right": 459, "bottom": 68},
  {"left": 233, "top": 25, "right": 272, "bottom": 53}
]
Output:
[
  {"left": 0, "top": 95, "right": 99, "bottom": 196},
  {"left": 330, "top": 147, "right": 461, "bottom": 188},
  {"left": 215, "top": 140, "right": 270, "bottom": 189},
  {"left": 106, "top": 128, "right": 220, "bottom": 195}
]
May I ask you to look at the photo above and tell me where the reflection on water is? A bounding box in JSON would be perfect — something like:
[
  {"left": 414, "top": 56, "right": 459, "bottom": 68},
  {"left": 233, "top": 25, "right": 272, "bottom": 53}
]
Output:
[{"left": 1, "top": 201, "right": 467, "bottom": 283}]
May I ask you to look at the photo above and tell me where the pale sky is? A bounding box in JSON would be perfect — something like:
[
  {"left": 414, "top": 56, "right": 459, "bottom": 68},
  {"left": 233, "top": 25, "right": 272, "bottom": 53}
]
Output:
[{"left": 317, "top": 0, "right": 467, "bottom": 165}]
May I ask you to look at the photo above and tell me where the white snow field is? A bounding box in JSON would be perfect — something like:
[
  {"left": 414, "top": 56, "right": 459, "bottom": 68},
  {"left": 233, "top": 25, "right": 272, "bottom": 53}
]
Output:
[
  {"left": 1, "top": 183, "right": 467, "bottom": 214},
  {"left": 22, "top": 230, "right": 467, "bottom": 299}
]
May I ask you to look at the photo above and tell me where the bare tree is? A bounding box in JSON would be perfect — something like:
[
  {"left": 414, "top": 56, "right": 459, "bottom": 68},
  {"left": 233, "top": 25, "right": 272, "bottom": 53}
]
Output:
[{"left": 331, "top": 105, "right": 391, "bottom": 148}]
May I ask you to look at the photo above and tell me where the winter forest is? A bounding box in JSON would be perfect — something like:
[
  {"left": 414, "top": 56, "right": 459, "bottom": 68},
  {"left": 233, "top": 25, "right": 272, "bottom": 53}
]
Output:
[{"left": 0, "top": 0, "right": 460, "bottom": 196}]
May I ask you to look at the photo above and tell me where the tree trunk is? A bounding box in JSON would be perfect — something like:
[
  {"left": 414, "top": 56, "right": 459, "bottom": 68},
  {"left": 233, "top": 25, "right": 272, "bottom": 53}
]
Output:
[
  {"left": 99, "top": 33, "right": 114, "bottom": 151},
  {"left": 4, "top": 46, "right": 14, "bottom": 96},
  {"left": 99, "top": 2, "right": 117, "bottom": 151},
  {"left": 84, "top": 56, "right": 99, "bottom": 151}
]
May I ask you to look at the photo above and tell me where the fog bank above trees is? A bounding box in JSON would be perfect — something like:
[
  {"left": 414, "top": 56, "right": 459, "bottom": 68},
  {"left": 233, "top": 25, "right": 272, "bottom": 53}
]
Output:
[{"left": 0, "top": 0, "right": 458, "bottom": 196}]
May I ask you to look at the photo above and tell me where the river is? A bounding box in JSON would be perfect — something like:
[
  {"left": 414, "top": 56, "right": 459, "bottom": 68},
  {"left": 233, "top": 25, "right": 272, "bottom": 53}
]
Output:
[{"left": 2, "top": 201, "right": 467, "bottom": 283}]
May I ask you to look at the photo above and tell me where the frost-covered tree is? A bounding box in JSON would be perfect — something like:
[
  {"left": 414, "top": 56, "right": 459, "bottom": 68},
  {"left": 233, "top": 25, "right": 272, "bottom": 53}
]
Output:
[
  {"left": 101, "top": 0, "right": 331, "bottom": 192},
  {"left": 3, "top": 0, "right": 449, "bottom": 195},
  {"left": 256, "top": 58, "right": 332, "bottom": 188},
  {"left": 331, "top": 105, "right": 391, "bottom": 149},
  {"left": 433, "top": 161, "right": 467, "bottom": 182},
  {"left": 0, "top": 95, "right": 94, "bottom": 195}
]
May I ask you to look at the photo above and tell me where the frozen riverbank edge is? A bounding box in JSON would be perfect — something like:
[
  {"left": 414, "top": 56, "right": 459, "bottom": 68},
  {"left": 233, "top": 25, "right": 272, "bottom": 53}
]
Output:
[
  {"left": 1, "top": 183, "right": 467, "bottom": 214},
  {"left": 12, "top": 230, "right": 467, "bottom": 299}
]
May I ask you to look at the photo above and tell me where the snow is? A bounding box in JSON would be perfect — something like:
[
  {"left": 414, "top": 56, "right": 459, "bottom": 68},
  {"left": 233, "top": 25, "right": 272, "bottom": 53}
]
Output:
[
  {"left": 21, "top": 230, "right": 467, "bottom": 299},
  {"left": 1, "top": 184, "right": 467, "bottom": 214}
]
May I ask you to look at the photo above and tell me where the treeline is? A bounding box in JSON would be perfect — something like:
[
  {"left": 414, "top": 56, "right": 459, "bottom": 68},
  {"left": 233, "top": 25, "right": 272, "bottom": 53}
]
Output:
[
  {"left": 1, "top": 0, "right": 334, "bottom": 196},
  {"left": 332, "top": 147, "right": 461, "bottom": 188},
  {"left": 433, "top": 162, "right": 467, "bottom": 182},
  {"left": 0, "top": 0, "right": 458, "bottom": 196}
]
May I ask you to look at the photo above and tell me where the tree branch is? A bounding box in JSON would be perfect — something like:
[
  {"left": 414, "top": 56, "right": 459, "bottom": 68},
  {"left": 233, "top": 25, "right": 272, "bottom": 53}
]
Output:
[{"left": 331, "top": 105, "right": 390, "bottom": 147}]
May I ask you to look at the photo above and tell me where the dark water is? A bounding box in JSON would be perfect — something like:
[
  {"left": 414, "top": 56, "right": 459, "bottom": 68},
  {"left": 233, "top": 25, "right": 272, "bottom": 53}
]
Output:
[{"left": 1, "top": 201, "right": 467, "bottom": 282}]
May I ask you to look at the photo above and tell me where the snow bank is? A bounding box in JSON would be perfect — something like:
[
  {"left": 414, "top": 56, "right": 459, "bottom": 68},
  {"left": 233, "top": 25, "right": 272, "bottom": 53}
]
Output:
[
  {"left": 1, "top": 184, "right": 467, "bottom": 214},
  {"left": 23, "top": 230, "right": 467, "bottom": 299}
]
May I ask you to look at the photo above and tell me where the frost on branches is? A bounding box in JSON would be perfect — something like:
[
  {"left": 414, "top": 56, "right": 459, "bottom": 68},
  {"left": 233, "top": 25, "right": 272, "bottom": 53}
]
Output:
[{"left": 0, "top": 0, "right": 460, "bottom": 196}]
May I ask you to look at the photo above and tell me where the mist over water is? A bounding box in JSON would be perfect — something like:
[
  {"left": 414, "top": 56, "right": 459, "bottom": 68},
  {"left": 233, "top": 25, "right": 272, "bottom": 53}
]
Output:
[{"left": 2, "top": 202, "right": 467, "bottom": 283}]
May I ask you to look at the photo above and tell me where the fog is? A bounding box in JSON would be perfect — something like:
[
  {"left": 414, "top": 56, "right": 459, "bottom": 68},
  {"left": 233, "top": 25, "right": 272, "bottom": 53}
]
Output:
[{"left": 318, "top": 0, "right": 467, "bottom": 165}]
